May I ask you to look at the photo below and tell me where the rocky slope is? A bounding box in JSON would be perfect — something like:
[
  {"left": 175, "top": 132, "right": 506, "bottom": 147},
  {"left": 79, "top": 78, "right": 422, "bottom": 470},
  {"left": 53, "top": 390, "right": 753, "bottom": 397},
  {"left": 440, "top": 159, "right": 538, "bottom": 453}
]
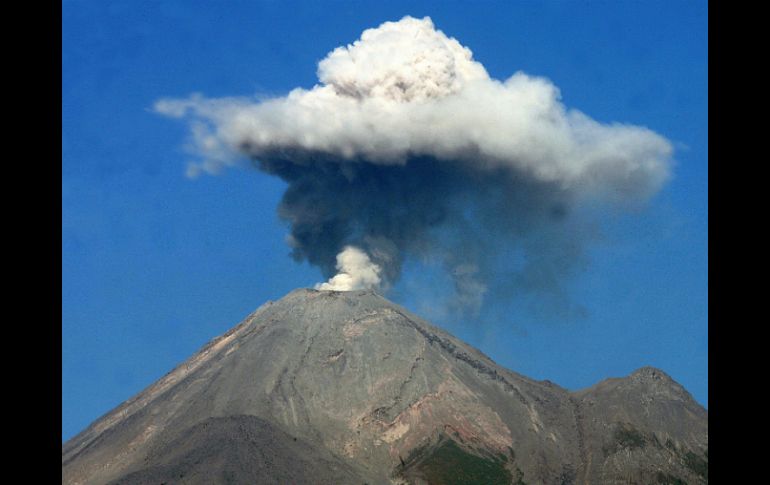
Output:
[{"left": 62, "top": 289, "right": 707, "bottom": 484}]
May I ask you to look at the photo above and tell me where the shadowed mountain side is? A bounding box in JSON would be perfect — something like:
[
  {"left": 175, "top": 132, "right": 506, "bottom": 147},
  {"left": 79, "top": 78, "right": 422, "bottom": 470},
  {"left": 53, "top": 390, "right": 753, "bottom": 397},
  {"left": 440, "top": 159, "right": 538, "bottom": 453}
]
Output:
[
  {"left": 107, "top": 415, "right": 364, "bottom": 485},
  {"left": 62, "top": 289, "right": 707, "bottom": 485}
]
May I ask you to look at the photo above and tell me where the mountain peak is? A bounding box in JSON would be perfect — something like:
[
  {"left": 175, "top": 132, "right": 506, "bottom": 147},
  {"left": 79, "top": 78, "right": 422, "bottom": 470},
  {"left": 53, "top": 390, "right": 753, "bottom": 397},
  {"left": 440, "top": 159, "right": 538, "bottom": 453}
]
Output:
[
  {"left": 630, "top": 366, "right": 672, "bottom": 381},
  {"left": 288, "top": 287, "right": 383, "bottom": 297}
]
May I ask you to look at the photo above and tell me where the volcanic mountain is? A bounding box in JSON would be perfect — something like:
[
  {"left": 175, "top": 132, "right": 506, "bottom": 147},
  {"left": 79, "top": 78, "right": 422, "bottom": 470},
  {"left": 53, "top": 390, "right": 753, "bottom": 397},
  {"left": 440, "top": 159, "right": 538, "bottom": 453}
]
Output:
[{"left": 62, "top": 289, "right": 708, "bottom": 484}]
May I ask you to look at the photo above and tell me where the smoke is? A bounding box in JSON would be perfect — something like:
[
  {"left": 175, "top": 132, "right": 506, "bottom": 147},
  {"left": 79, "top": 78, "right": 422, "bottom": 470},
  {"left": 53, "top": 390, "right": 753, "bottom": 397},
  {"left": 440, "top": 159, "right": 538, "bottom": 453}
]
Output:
[
  {"left": 155, "top": 16, "right": 672, "bottom": 314},
  {"left": 315, "top": 246, "right": 382, "bottom": 291}
]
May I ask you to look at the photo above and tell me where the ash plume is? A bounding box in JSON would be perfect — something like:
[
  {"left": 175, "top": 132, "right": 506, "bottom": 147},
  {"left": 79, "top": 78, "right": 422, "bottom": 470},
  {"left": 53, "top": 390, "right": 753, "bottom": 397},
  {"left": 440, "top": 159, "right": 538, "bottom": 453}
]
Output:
[{"left": 155, "top": 16, "right": 672, "bottom": 314}]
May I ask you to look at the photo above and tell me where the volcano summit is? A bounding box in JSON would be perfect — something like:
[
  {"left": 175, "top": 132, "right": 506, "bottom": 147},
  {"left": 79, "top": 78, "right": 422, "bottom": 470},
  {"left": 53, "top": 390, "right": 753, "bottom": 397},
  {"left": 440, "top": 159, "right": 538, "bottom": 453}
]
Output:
[{"left": 62, "top": 289, "right": 707, "bottom": 484}]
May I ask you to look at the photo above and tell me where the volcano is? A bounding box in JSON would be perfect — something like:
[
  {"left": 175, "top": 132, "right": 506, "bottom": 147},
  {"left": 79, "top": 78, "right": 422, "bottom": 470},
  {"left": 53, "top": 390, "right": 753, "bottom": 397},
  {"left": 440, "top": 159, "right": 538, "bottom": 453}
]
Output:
[{"left": 62, "top": 289, "right": 707, "bottom": 484}]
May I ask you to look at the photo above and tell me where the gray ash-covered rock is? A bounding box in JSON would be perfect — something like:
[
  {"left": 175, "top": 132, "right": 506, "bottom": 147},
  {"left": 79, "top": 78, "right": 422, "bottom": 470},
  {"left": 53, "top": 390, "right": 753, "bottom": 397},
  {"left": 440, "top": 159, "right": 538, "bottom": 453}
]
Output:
[{"left": 62, "top": 289, "right": 707, "bottom": 484}]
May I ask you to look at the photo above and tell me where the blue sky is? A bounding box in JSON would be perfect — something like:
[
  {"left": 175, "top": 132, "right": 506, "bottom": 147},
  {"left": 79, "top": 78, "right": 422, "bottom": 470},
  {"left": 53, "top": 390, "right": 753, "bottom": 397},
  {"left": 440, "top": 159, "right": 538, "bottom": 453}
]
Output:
[{"left": 62, "top": 0, "right": 707, "bottom": 441}]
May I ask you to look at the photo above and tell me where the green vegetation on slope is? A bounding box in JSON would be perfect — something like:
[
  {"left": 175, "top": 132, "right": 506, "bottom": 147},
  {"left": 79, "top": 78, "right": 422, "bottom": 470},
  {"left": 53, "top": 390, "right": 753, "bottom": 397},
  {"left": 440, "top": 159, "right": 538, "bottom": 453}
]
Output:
[
  {"left": 683, "top": 450, "right": 708, "bottom": 482},
  {"left": 603, "top": 423, "right": 647, "bottom": 456},
  {"left": 408, "top": 439, "right": 514, "bottom": 485},
  {"left": 655, "top": 471, "right": 688, "bottom": 485}
]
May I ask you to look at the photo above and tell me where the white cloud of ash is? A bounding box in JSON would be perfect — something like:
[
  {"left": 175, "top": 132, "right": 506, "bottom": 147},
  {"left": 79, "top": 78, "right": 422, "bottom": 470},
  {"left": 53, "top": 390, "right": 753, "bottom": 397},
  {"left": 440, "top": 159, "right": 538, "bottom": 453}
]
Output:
[
  {"left": 315, "top": 246, "right": 382, "bottom": 291},
  {"left": 155, "top": 16, "right": 673, "bottom": 311}
]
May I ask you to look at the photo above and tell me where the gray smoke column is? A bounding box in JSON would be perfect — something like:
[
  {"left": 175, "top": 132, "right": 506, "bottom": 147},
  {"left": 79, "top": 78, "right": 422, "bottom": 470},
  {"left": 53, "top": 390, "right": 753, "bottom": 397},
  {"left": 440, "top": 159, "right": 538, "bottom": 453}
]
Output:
[{"left": 155, "top": 16, "right": 672, "bottom": 310}]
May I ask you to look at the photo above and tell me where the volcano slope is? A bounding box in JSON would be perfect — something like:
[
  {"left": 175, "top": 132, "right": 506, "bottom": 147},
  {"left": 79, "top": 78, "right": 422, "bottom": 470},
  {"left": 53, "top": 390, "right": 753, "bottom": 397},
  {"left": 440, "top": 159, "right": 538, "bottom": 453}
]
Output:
[{"left": 62, "top": 289, "right": 708, "bottom": 484}]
